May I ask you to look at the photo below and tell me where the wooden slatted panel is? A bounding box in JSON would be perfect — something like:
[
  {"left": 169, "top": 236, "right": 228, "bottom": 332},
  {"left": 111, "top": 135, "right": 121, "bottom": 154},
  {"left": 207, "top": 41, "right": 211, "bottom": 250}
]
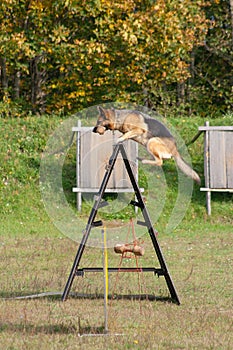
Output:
[
  {"left": 199, "top": 124, "right": 233, "bottom": 214},
  {"left": 79, "top": 129, "right": 137, "bottom": 189},
  {"left": 225, "top": 131, "right": 233, "bottom": 188},
  {"left": 209, "top": 131, "right": 227, "bottom": 188}
]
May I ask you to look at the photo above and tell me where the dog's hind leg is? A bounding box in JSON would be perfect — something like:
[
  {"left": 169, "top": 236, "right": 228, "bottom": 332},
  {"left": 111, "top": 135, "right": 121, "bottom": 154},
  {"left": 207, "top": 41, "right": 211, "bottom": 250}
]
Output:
[{"left": 141, "top": 138, "right": 172, "bottom": 166}]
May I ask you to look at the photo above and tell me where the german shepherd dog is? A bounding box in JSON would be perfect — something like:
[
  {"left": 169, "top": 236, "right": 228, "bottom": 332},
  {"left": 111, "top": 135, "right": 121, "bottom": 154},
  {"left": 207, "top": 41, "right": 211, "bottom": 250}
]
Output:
[{"left": 93, "top": 107, "right": 201, "bottom": 184}]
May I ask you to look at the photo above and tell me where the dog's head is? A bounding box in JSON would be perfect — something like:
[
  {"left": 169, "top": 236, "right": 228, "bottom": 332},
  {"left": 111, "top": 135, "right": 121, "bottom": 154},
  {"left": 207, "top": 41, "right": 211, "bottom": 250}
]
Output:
[{"left": 93, "top": 106, "right": 115, "bottom": 135}]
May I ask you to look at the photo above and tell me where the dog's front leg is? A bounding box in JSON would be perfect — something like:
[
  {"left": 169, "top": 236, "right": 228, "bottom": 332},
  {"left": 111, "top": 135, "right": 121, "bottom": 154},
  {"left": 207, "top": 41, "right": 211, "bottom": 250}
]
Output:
[{"left": 117, "top": 130, "right": 139, "bottom": 143}]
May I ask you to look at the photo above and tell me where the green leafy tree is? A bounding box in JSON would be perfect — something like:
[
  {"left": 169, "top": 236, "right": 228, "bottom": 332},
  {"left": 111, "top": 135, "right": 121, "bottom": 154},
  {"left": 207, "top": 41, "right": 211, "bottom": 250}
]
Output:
[
  {"left": 190, "top": 0, "right": 233, "bottom": 115},
  {"left": 0, "top": 0, "right": 211, "bottom": 115}
]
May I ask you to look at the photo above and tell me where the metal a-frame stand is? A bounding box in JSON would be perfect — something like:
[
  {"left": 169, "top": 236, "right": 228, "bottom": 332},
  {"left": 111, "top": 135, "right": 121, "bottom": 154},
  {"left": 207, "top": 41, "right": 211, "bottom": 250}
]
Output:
[{"left": 62, "top": 143, "right": 180, "bottom": 305}]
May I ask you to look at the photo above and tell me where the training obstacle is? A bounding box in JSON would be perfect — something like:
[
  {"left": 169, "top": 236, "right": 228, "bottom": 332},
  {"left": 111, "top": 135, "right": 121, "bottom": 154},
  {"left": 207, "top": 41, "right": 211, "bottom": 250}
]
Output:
[
  {"left": 199, "top": 121, "right": 233, "bottom": 215},
  {"left": 62, "top": 142, "right": 180, "bottom": 305}
]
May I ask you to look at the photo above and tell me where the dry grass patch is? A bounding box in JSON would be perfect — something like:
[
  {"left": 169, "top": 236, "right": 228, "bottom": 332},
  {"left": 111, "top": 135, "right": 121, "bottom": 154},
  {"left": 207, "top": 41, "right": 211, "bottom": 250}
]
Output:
[{"left": 1, "top": 230, "right": 232, "bottom": 349}]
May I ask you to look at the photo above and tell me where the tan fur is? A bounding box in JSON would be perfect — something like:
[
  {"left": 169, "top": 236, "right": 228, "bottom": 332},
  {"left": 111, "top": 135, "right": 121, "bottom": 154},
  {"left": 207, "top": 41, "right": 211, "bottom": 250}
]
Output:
[{"left": 93, "top": 107, "right": 201, "bottom": 184}]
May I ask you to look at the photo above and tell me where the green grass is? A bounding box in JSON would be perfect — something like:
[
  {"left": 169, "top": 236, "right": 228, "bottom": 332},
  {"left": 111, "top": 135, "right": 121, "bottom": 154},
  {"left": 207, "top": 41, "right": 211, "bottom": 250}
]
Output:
[
  {"left": 0, "top": 113, "right": 232, "bottom": 349},
  {"left": 0, "top": 231, "right": 232, "bottom": 349}
]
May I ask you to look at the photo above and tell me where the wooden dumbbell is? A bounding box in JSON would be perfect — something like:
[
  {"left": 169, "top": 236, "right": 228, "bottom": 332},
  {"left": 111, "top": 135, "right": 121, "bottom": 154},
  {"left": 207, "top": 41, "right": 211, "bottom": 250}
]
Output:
[{"left": 114, "top": 243, "right": 145, "bottom": 256}]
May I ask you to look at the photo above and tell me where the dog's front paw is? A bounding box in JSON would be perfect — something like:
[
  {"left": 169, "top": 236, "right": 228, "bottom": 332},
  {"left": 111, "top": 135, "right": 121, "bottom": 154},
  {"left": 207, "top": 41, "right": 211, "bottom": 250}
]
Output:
[{"left": 116, "top": 137, "right": 124, "bottom": 144}]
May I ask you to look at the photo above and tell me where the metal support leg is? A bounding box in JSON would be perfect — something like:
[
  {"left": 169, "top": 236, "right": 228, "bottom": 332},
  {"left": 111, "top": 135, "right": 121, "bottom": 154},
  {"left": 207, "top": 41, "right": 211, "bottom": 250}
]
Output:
[{"left": 62, "top": 143, "right": 180, "bottom": 304}]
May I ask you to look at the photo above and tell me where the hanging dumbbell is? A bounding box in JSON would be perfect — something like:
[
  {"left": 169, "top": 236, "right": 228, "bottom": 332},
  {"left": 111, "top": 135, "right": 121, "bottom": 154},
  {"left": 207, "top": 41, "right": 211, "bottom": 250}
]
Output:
[{"left": 114, "top": 243, "right": 145, "bottom": 256}]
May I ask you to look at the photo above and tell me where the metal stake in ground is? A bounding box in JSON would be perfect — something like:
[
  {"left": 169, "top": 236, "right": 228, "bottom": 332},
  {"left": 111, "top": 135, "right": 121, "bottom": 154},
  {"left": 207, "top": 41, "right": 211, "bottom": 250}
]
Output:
[{"left": 102, "top": 227, "right": 109, "bottom": 334}]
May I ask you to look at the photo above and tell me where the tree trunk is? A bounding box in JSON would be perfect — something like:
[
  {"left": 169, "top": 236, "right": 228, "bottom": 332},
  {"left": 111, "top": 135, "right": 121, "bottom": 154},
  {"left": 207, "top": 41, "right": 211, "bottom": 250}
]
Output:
[
  {"left": 30, "top": 55, "right": 47, "bottom": 112},
  {"left": 176, "top": 82, "right": 185, "bottom": 107},
  {"left": 187, "top": 51, "right": 195, "bottom": 116},
  {"left": 14, "top": 71, "right": 21, "bottom": 99},
  {"left": 230, "top": 0, "right": 233, "bottom": 45},
  {"left": 30, "top": 56, "right": 39, "bottom": 106},
  {"left": 0, "top": 57, "right": 8, "bottom": 92}
]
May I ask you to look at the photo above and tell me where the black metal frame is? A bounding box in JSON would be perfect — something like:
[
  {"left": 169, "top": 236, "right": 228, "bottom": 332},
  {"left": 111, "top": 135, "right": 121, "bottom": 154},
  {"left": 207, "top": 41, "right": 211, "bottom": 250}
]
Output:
[{"left": 62, "top": 143, "right": 180, "bottom": 305}]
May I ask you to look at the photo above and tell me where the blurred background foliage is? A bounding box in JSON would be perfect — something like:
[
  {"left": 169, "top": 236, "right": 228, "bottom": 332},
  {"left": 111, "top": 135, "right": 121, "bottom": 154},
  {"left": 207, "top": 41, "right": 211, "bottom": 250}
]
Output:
[{"left": 0, "top": 0, "right": 232, "bottom": 117}]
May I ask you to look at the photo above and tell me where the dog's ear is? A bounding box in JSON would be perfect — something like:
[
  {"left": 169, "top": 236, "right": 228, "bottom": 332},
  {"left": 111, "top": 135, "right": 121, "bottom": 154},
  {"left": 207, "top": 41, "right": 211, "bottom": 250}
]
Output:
[{"left": 97, "top": 106, "right": 106, "bottom": 118}]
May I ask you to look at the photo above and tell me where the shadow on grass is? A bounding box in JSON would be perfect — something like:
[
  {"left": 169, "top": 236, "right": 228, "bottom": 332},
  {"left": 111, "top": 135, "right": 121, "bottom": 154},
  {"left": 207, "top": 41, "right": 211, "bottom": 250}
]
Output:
[
  {"left": 0, "top": 322, "right": 77, "bottom": 334},
  {"left": 0, "top": 291, "right": 63, "bottom": 301},
  {"left": 0, "top": 293, "right": 175, "bottom": 335},
  {"left": 0, "top": 321, "right": 115, "bottom": 336},
  {"left": 1, "top": 290, "right": 173, "bottom": 303}
]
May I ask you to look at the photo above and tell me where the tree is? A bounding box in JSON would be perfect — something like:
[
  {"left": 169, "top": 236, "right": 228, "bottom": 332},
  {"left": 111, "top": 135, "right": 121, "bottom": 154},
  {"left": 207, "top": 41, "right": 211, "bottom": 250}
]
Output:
[
  {"left": 0, "top": 0, "right": 50, "bottom": 112},
  {"left": 230, "top": 0, "right": 233, "bottom": 43},
  {"left": 190, "top": 0, "right": 233, "bottom": 115},
  {"left": 0, "top": 0, "right": 211, "bottom": 115}
]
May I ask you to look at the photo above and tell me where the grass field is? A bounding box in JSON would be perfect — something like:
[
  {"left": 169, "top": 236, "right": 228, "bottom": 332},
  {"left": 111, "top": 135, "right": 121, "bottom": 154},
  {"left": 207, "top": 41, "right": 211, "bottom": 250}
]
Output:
[{"left": 0, "top": 113, "right": 232, "bottom": 349}]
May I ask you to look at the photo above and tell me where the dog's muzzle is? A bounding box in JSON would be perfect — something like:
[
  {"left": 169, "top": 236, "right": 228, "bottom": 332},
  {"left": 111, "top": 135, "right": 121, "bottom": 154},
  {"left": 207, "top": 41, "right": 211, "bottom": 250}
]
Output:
[{"left": 92, "top": 125, "right": 106, "bottom": 134}]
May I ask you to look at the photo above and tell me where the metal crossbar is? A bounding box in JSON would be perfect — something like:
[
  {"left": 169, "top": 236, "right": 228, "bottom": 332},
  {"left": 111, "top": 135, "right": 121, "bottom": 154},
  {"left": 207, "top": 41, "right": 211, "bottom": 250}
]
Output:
[{"left": 75, "top": 267, "right": 164, "bottom": 276}]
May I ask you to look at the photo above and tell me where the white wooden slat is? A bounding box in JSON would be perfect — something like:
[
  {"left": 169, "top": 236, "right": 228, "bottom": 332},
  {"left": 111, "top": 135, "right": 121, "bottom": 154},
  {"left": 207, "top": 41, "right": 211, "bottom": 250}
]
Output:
[
  {"left": 200, "top": 188, "right": 233, "bottom": 192},
  {"left": 225, "top": 131, "right": 233, "bottom": 188},
  {"left": 199, "top": 126, "right": 233, "bottom": 131},
  {"left": 73, "top": 188, "right": 144, "bottom": 193},
  {"left": 204, "top": 121, "right": 210, "bottom": 188}
]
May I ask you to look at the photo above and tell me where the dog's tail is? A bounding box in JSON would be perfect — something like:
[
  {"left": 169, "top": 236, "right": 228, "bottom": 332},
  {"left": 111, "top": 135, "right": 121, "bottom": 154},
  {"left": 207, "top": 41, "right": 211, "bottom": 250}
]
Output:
[{"left": 173, "top": 153, "right": 201, "bottom": 185}]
